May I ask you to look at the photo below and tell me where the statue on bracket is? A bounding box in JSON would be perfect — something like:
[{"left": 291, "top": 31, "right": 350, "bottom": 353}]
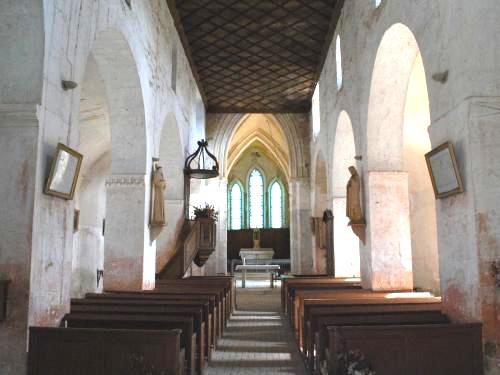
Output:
[
  {"left": 150, "top": 161, "right": 166, "bottom": 241},
  {"left": 346, "top": 166, "right": 366, "bottom": 244}
]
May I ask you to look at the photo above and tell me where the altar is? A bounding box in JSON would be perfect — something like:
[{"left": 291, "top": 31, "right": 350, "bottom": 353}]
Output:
[{"left": 239, "top": 248, "right": 274, "bottom": 264}]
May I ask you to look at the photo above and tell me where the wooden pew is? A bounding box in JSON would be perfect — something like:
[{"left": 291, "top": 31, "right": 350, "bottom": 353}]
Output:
[
  {"left": 292, "top": 289, "right": 438, "bottom": 342},
  {"left": 185, "top": 276, "right": 236, "bottom": 314},
  {"left": 62, "top": 313, "right": 197, "bottom": 375},
  {"left": 281, "top": 277, "right": 361, "bottom": 313},
  {"left": 326, "top": 323, "right": 483, "bottom": 375},
  {"left": 28, "top": 327, "right": 184, "bottom": 375},
  {"left": 285, "top": 281, "right": 362, "bottom": 317},
  {"left": 299, "top": 294, "right": 441, "bottom": 351},
  {"left": 155, "top": 279, "right": 231, "bottom": 329},
  {"left": 86, "top": 292, "right": 219, "bottom": 349},
  {"left": 69, "top": 303, "right": 207, "bottom": 373},
  {"left": 154, "top": 282, "right": 227, "bottom": 333},
  {"left": 73, "top": 297, "right": 213, "bottom": 360},
  {"left": 309, "top": 310, "right": 449, "bottom": 374}
]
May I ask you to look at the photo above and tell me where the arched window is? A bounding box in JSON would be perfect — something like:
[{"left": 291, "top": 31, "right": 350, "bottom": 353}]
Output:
[
  {"left": 248, "top": 169, "right": 264, "bottom": 228},
  {"left": 312, "top": 83, "right": 321, "bottom": 138},
  {"left": 336, "top": 35, "right": 343, "bottom": 89},
  {"left": 229, "top": 182, "right": 243, "bottom": 230},
  {"left": 269, "top": 180, "right": 284, "bottom": 228}
]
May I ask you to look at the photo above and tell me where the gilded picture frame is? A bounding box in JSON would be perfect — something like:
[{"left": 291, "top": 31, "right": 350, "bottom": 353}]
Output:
[
  {"left": 44, "top": 143, "right": 83, "bottom": 200},
  {"left": 425, "top": 141, "right": 464, "bottom": 199}
]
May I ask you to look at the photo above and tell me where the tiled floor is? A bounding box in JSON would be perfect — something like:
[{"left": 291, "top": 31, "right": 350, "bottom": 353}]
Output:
[{"left": 206, "top": 286, "right": 307, "bottom": 375}]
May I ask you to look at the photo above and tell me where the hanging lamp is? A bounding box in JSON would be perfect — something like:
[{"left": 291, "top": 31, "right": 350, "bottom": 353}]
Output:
[{"left": 184, "top": 139, "right": 219, "bottom": 179}]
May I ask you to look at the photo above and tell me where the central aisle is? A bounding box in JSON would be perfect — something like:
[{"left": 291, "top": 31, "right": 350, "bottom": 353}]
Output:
[{"left": 206, "top": 286, "right": 307, "bottom": 375}]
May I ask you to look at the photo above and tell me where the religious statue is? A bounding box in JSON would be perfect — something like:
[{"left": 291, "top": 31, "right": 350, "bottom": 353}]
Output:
[
  {"left": 150, "top": 163, "right": 166, "bottom": 227},
  {"left": 346, "top": 166, "right": 365, "bottom": 223},
  {"left": 346, "top": 166, "right": 366, "bottom": 243},
  {"left": 252, "top": 228, "right": 261, "bottom": 248}
]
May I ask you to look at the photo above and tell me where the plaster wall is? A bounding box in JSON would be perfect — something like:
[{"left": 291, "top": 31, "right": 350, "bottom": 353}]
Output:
[
  {"left": 316, "top": 0, "right": 500, "bottom": 371},
  {"left": 0, "top": 1, "right": 44, "bottom": 373}
]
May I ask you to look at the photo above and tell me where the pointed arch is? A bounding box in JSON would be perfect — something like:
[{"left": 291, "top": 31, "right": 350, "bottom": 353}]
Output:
[
  {"left": 269, "top": 178, "right": 286, "bottom": 229},
  {"left": 228, "top": 179, "right": 244, "bottom": 230}
]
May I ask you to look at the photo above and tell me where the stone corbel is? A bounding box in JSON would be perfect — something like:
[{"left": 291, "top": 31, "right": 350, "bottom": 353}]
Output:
[{"left": 349, "top": 219, "right": 366, "bottom": 245}]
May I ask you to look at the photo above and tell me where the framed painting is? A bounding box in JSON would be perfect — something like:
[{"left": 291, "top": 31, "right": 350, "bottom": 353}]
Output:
[
  {"left": 425, "top": 141, "right": 464, "bottom": 199},
  {"left": 44, "top": 143, "right": 83, "bottom": 200}
]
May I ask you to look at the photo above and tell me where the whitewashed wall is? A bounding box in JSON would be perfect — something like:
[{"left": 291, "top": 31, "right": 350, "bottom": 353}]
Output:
[
  {"left": 313, "top": 1, "right": 500, "bottom": 372},
  {"left": 0, "top": 0, "right": 205, "bottom": 373}
]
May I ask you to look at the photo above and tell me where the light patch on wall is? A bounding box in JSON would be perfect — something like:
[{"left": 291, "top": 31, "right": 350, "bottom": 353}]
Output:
[
  {"left": 171, "top": 44, "right": 178, "bottom": 93},
  {"left": 312, "top": 84, "right": 321, "bottom": 138},
  {"left": 336, "top": 36, "right": 343, "bottom": 90}
]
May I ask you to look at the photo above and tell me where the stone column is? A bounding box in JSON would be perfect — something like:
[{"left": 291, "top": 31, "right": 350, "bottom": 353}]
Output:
[
  {"left": 289, "top": 178, "right": 313, "bottom": 274},
  {"left": 104, "top": 174, "right": 154, "bottom": 291},
  {"left": 0, "top": 104, "right": 39, "bottom": 375},
  {"left": 332, "top": 197, "right": 361, "bottom": 277},
  {"left": 364, "top": 171, "right": 413, "bottom": 291}
]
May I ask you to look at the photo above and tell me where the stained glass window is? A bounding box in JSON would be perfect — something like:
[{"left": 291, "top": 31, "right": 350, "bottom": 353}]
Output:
[
  {"left": 248, "top": 169, "right": 264, "bottom": 228},
  {"left": 270, "top": 181, "right": 283, "bottom": 228},
  {"left": 229, "top": 183, "right": 243, "bottom": 230}
]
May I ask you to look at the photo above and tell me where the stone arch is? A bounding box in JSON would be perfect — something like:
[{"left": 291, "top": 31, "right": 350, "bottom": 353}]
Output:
[
  {"left": 364, "top": 23, "right": 438, "bottom": 292},
  {"left": 312, "top": 150, "right": 328, "bottom": 274},
  {"left": 208, "top": 113, "right": 308, "bottom": 180},
  {"left": 332, "top": 111, "right": 360, "bottom": 277},
  {"left": 90, "top": 29, "right": 148, "bottom": 175},
  {"left": 155, "top": 112, "right": 186, "bottom": 272},
  {"left": 72, "top": 52, "right": 112, "bottom": 298},
  {"left": 82, "top": 28, "right": 151, "bottom": 291}
]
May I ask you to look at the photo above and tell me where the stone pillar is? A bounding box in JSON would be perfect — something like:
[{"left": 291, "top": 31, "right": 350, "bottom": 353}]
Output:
[
  {"left": 0, "top": 104, "right": 39, "bottom": 375},
  {"left": 332, "top": 197, "right": 361, "bottom": 277},
  {"left": 289, "top": 178, "right": 313, "bottom": 274},
  {"left": 429, "top": 98, "right": 500, "bottom": 371},
  {"left": 364, "top": 171, "right": 413, "bottom": 291},
  {"left": 203, "top": 177, "right": 227, "bottom": 275},
  {"left": 104, "top": 174, "right": 154, "bottom": 291}
]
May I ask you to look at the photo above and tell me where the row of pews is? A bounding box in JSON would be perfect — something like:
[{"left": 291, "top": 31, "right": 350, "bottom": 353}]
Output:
[
  {"left": 282, "top": 276, "right": 484, "bottom": 375},
  {"left": 28, "top": 276, "right": 235, "bottom": 375}
]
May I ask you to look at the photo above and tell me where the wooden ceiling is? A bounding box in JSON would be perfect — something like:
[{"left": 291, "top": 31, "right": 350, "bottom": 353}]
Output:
[{"left": 167, "top": 0, "right": 344, "bottom": 113}]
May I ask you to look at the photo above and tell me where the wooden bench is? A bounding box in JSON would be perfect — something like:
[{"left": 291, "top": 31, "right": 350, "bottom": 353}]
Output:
[
  {"left": 88, "top": 291, "right": 221, "bottom": 342},
  {"left": 298, "top": 294, "right": 441, "bottom": 351},
  {"left": 281, "top": 277, "right": 361, "bottom": 312},
  {"left": 309, "top": 310, "right": 449, "bottom": 374},
  {"left": 69, "top": 303, "right": 207, "bottom": 373},
  {"left": 326, "top": 323, "right": 483, "bottom": 375},
  {"left": 28, "top": 327, "right": 184, "bottom": 375},
  {"left": 155, "top": 279, "right": 232, "bottom": 325},
  {"left": 62, "top": 313, "right": 197, "bottom": 375},
  {"left": 73, "top": 297, "right": 213, "bottom": 361},
  {"left": 235, "top": 264, "right": 280, "bottom": 288},
  {"left": 285, "top": 281, "right": 362, "bottom": 316},
  {"left": 186, "top": 276, "right": 236, "bottom": 313},
  {"left": 151, "top": 285, "right": 227, "bottom": 335}
]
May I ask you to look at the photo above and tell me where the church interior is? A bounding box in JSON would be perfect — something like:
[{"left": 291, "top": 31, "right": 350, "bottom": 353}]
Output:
[{"left": 0, "top": 0, "right": 499, "bottom": 374}]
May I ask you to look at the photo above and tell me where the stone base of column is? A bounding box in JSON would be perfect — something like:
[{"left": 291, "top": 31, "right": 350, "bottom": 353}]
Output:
[{"left": 364, "top": 172, "right": 413, "bottom": 291}]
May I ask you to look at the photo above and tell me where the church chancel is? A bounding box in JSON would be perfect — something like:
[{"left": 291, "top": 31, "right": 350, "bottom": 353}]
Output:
[{"left": 237, "top": 231, "right": 279, "bottom": 287}]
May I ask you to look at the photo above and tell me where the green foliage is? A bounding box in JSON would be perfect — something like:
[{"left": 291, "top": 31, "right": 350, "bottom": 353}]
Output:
[{"left": 193, "top": 203, "right": 219, "bottom": 221}]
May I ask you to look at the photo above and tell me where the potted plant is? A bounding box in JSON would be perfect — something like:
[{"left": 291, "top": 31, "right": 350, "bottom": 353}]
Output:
[{"left": 192, "top": 203, "right": 218, "bottom": 221}]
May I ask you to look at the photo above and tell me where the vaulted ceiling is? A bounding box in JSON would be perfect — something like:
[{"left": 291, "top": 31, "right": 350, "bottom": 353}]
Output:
[{"left": 167, "top": 0, "right": 344, "bottom": 113}]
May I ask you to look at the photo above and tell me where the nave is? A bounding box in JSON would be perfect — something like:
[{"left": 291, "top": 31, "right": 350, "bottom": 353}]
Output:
[{"left": 206, "top": 287, "right": 306, "bottom": 375}]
